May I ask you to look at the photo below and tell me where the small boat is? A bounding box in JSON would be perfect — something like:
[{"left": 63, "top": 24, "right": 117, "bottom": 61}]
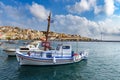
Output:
[
  {"left": 16, "top": 12, "right": 89, "bottom": 66},
  {"left": 16, "top": 44, "right": 88, "bottom": 65},
  {"left": 3, "top": 41, "right": 43, "bottom": 56},
  {"left": 4, "top": 40, "right": 18, "bottom": 44}
]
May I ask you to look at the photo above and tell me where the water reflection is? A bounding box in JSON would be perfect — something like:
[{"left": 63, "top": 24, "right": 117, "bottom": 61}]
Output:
[
  {"left": 17, "top": 61, "right": 87, "bottom": 80},
  {"left": 0, "top": 49, "right": 8, "bottom": 63},
  {"left": 0, "top": 57, "right": 19, "bottom": 80}
]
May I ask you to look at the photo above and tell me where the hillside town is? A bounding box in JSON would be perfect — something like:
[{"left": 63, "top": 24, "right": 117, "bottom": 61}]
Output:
[{"left": 0, "top": 26, "right": 92, "bottom": 41}]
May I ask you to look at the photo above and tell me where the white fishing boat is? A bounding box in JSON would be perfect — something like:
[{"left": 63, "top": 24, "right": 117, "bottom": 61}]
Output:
[
  {"left": 3, "top": 41, "right": 43, "bottom": 56},
  {"left": 16, "top": 44, "right": 88, "bottom": 65},
  {"left": 16, "top": 12, "right": 89, "bottom": 66}
]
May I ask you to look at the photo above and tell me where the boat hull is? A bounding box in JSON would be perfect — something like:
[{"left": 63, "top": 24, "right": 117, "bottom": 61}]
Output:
[
  {"left": 16, "top": 53, "right": 81, "bottom": 66},
  {"left": 4, "top": 49, "right": 42, "bottom": 56}
]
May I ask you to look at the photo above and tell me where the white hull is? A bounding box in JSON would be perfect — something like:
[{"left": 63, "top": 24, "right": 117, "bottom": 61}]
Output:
[
  {"left": 6, "top": 52, "right": 16, "bottom": 56},
  {"left": 16, "top": 53, "right": 81, "bottom": 66},
  {"left": 4, "top": 49, "right": 42, "bottom": 56}
]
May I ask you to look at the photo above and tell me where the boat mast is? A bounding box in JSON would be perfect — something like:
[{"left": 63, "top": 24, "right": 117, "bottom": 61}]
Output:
[{"left": 44, "top": 12, "right": 51, "bottom": 51}]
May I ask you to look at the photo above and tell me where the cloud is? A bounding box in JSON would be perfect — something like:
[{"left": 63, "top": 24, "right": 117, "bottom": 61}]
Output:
[
  {"left": 54, "top": 14, "right": 100, "bottom": 38},
  {"left": 0, "top": 2, "right": 23, "bottom": 20},
  {"left": 104, "top": 0, "right": 115, "bottom": 16},
  {"left": 54, "top": 14, "right": 120, "bottom": 40},
  {"left": 98, "top": 16, "right": 120, "bottom": 37},
  {"left": 67, "top": 0, "right": 96, "bottom": 13},
  {"left": 0, "top": 2, "right": 48, "bottom": 30},
  {"left": 94, "top": 0, "right": 115, "bottom": 16},
  {"left": 29, "top": 2, "right": 49, "bottom": 20},
  {"left": 94, "top": 5, "right": 103, "bottom": 15},
  {"left": 67, "top": 0, "right": 115, "bottom": 16},
  {"left": 0, "top": 2, "right": 26, "bottom": 27}
]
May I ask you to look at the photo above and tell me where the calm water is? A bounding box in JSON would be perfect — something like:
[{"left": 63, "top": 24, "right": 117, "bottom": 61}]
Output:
[{"left": 0, "top": 41, "right": 120, "bottom": 80}]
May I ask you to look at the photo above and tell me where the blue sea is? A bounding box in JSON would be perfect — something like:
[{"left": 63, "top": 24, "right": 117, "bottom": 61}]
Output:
[{"left": 0, "top": 41, "right": 120, "bottom": 80}]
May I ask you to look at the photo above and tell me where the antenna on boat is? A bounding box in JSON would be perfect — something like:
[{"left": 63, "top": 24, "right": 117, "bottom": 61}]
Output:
[
  {"left": 44, "top": 12, "right": 51, "bottom": 51},
  {"left": 101, "top": 32, "right": 102, "bottom": 41},
  {"left": 76, "top": 36, "right": 79, "bottom": 53}
]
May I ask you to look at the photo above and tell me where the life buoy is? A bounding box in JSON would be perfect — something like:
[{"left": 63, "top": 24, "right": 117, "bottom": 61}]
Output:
[
  {"left": 41, "top": 42, "right": 50, "bottom": 48},
  {"left": 73, "top": 53, "right": 81, "bottom": 62}
]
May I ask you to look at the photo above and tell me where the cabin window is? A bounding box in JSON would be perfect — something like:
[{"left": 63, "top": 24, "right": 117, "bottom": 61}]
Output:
[
  {"left": 46, "top": 53, "right": 52, "bottom": 58},
  {"left": 56, "top": 46, "right": 60, "bottom": 50},
  {"left": 62, "top": 46, "right": 70, "bottom": 49}
]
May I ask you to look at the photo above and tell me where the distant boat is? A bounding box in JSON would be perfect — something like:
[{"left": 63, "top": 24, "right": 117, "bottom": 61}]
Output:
[
  {"left": 3, "top": 41, "right": 43, "bottom": 56},
  {"left": 16, "top": 12, "right": 89, "bottom": 66},
  {"left": 4, "top": 40, "right": 18, "bottom": 44}
]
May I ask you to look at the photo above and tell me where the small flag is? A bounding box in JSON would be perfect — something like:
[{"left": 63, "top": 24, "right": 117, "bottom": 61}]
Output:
[{"left": 50, "top": 19, "right": 54, "bottom": 23}]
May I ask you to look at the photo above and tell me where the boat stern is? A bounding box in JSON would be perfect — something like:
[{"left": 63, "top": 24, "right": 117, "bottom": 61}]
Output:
[{"left": 79, "top": 50, "right": 89, "bottom": 60}]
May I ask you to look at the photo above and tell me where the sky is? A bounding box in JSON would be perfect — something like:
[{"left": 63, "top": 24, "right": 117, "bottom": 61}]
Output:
[{"left": 0, "top": 0, "right": 120, "bottom": 40}]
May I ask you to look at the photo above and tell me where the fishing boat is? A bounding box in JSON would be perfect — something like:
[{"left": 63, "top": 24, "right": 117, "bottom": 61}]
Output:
[
  {"left": 3, "top": 41, "right": 43, "bottom": 56},
  {"left": 16, "top": 44, "right": 88, "bottom": 65},
  {"left": 16, "top": 12, "right": 89, "bottom": 66}
]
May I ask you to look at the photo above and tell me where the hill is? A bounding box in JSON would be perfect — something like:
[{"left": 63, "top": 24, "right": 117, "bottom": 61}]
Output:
[{"left": 0, "top": 26, "right": 92, "bottom": 41}]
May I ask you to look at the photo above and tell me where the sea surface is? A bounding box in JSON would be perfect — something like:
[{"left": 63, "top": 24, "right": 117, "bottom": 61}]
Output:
[{"left": 0, "top": 40, "right": 120, "bottom": 80}]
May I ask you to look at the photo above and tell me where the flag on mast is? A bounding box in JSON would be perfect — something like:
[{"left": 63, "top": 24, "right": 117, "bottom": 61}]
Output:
[{"left": 50, "top": 19, "right": 54, "bottom": 23}]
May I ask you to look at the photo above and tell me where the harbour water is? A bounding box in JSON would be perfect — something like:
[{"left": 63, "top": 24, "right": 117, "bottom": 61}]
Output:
[{"left": 0, "top": 41, "right": 120, "bottom": 80}]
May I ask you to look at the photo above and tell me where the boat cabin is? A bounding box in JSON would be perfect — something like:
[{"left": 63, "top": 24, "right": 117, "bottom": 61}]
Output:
[
  {"left": 55, "top": 44, "right": 72, "bottom": 57},
  {"left": 28, "top": 44, "right": 73, "bottom": 59},
  {"left": 36, "top": 44, "right": 73, "bottom": 58}
]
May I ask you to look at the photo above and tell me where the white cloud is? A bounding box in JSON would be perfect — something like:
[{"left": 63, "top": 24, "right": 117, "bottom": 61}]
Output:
[
  {"left": 67, "top": 0, "right": 115, "bottom": 16},
  {"left": 54, "top": 14, "right": 100, "bottom": 37},
  {"left": 104, "top": 0, "right": 115, "bottom": 16},
  {"left": 94, "top": 5, "right": 103, "bottom": 15},
  {"left": 0, "top": 2, "right": 48, "bottom": 30},
  {"left": 54, "top": 14, "right": 120, "bottom": 40},
  {"left": 0, "top": 2, "right": 23, "bottom": 20},
  {"left": 0, "top": 2, "right": 25, "bottom": 27},
  {"left": 67, "top": 0, "right": 96, "bottom": 13},
  {"left": 94, "top": 0, "right": 115, "bottom": 16},
  {"left": 29, "top": 2, "right": 49, "bottom": 20},
  {"left": 96, "top": 15, "right": 120, "bottom": 40}
]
